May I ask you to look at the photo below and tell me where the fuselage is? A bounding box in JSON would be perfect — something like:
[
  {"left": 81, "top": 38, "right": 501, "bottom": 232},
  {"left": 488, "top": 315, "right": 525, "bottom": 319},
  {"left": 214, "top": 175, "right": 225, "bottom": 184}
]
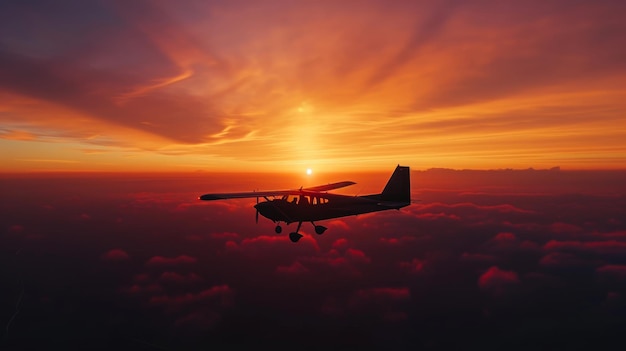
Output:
[{"left": 254, "top": 192, "right": 409, "bottom": 224}]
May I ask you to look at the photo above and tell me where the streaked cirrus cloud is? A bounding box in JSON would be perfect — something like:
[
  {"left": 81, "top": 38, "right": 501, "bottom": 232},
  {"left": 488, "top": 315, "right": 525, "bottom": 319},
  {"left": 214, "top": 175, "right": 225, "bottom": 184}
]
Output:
[{"left": 1, "top": 0, "right": 625, "bottom": 171}]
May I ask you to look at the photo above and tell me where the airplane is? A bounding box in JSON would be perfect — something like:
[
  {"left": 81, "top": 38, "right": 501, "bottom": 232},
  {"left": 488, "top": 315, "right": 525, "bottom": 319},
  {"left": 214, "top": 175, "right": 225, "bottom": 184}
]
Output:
[{"left": 199, "top": 165, "right": 411, "bottom": 243}]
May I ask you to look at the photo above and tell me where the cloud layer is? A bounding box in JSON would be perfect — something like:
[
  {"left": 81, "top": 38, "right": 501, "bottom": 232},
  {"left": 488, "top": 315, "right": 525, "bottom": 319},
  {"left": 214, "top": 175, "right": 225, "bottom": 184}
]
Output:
[{"left": 2, "top": 170, "right": 626, "bottom": 348}]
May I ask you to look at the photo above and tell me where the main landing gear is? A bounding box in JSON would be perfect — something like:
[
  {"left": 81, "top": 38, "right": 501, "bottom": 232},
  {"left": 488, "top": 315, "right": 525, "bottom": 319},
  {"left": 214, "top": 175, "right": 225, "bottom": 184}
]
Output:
[
  {"left": 289, "top": 222, "right": 303, "bottom": 243},
  {"left": 283, "top": 221, "right": 328, "bottom": 243}
]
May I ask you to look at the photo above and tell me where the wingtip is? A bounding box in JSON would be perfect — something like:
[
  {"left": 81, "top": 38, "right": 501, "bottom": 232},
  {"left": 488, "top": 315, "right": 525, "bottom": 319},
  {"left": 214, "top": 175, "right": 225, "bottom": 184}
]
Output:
[{"left": 199, "top": 194, "right": 221, "bottom": 201}]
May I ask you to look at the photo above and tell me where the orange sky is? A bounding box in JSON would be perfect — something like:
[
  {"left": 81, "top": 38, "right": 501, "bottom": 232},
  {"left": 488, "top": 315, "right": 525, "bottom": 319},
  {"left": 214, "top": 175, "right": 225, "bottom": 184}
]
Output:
[{"left": 1, "top": 0, "right": 625, "bottom": 172}]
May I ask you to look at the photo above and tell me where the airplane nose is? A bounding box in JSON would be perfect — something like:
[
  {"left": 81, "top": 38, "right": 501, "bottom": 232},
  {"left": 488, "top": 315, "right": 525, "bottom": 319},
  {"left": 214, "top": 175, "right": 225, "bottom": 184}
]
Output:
[
  {"left": 254, "top": 202, "right": 267, "bottom": 211},
  {"left": 254, "top": 202, "right": 274, "bottom": 218}
]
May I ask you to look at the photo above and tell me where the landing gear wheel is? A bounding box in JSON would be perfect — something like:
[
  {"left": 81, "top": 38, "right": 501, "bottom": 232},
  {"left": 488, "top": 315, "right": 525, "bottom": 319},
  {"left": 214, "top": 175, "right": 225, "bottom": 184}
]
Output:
[
  {"left": 289, "top": 232, "right": 303, "bottom": 243},
  {"left": 314, "top": 225, "right": 327, "bottom": 235},
  {"left": 275, "top": 225, "right": 282, "bottom": 234}
]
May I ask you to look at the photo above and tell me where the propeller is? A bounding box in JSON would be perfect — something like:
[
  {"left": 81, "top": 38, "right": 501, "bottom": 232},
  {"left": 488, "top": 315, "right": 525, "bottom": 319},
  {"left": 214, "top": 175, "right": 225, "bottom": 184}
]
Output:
[{"left": 255, "top": 196, "right": 259, "bottom": 224}]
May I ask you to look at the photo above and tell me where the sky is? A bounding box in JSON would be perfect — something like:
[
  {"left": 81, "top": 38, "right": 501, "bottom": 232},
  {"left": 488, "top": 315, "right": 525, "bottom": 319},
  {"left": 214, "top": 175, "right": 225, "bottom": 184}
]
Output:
[
  {"left": 1, "top": 1, "right": 626, "bottom": 347},
  {"left": 1, "top": 0, "right": 625, "bottom": 172},
  {"left": 2, "top": 169, "right": 626, "bottom": 349}
]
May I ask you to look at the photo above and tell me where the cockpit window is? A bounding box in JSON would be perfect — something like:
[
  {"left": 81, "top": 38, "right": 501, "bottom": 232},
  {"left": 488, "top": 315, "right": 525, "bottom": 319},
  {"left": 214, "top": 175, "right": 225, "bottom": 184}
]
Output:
[
  {"left": 285, "top": 195, "right": 329, "bottom": 205},
  {"left": 299, "top": 195, "right": 310, "bottom": 205}
]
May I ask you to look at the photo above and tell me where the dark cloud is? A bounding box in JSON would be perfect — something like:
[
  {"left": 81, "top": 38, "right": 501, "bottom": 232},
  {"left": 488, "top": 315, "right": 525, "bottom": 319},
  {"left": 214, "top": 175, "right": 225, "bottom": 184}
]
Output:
[
  {"left": 398, "top": 258, "right": 424, "bottom": 274},
  {"left": 100, "top": 248, "right": 130, "bottom": 261},
  {"left": 543, "top": 240, "right": 626, "bottom": 256},
  {"left": 597, "top": 265, "right": 626, "bottom": 280},
  {"left": 226, "top": 234, "right": 320, "bottom": 256},
  {"left": 145, "top": 255, "right": 198, "bottom": 267},
  {"left": 158, "top": 271, "right": 203, "bottom": 284},
  {"left": 122, "top": 283, "right": 163, "bottom": 295},
  {"left": 149, "top": 284, "right": 233, "bottom": 308},
  {"left": 276, "top": 261, "right": 309, "bottom": 275},
  {"left": 539, "top": 252, "right": 599, "bottom": 268},
  {"left": 210, "top": 232, "right": 240, "bottom": 240},
  {"left": 460, "top": 252, "right": 497, "bottom": 263}
]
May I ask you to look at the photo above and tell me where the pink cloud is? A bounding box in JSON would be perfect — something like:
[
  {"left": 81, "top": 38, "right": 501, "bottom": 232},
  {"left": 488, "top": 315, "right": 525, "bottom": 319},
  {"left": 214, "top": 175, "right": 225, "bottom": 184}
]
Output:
[
  {"left": 478, "top": 266, "right": 520, "bottom": 295},
  {"left": 332, "top": 238, "right": 349, "bottom": 251},
  {"left": 295, "top": 246, "right": 372, "bottom": 276},
  {"left": 415, "top": 212, "right": 460, "bottom": 220},
  {"left": 158, "top": 271, "right": 203, "bottom": 284},
  {"left": 415, "top": 212, "right": 461, "bottom": 221},
  {"left": 328, "top": 220, "right": 350, "bottom": 231},
  {"left": 330, "top": 248, "right": 371, "bottom": 265},
  {"left": 145, "top": 255, "right": 198, "bottom": 266},
  {"left": 399, "top": 258, "right": 424, "bottom": 274},
  {"left": 276, "top": 261, "right": 309, "bottom": 275},
  {"left": 8, "top": 224, "right": 24, "bottom": 234},
  {"left": 412, "top": 202, "right": 534, "bottom": 214},
  {"left": 543, "top": 240, "right": 626, "bottom": 255},
  {"left": 539, "top": 252, "right": 596, "bottom": 268},
  {"left": 345, "top": 248, "right": 371, "bottom": 264},
  {"left": 226, "top": 234, "right": 320, "bottom": 255},
  {"left": 597, "top": 265, "right": 626, "bottom": 280},
  {"left": 100, "top": 248, "right": 130, "bottom": 261},
  {"left": 303, "top": 256, "right": 349, "bottom": 269},
  {"left": 492, "top": 232, "right": 517, "bottom": 242},
  {"left": 379, "top": 236, "right": 418, "bottom": 245},
  {"left": 224, "top": 240, "right": 239, "bottom": 250}
]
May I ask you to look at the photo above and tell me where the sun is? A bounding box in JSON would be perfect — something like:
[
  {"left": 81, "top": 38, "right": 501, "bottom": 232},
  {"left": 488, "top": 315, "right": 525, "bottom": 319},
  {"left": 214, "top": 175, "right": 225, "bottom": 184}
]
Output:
[{"left": 306, "top": 168, "right": 313, "bottom": 175}]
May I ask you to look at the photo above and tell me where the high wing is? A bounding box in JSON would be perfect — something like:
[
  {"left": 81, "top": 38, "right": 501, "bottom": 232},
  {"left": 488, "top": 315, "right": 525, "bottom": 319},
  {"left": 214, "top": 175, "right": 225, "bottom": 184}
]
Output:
[
  {"left": 301, "top": 181, "right": 356, "bottom": 192},
  {"left": 198, "top": 181, "right": 356, "bottom": 201}
]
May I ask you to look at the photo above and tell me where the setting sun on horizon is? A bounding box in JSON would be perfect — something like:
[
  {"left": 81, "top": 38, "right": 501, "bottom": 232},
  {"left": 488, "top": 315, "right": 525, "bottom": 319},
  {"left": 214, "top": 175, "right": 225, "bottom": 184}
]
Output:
[{"left": 1, "top": 1, "right": 625, "bottom": 173}]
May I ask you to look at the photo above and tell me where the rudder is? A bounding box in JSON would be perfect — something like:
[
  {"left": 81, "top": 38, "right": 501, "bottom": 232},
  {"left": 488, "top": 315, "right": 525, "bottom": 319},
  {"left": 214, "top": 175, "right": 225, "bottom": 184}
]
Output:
[{"left": 380, "top": 165, "right": 411, "bottom": 203}]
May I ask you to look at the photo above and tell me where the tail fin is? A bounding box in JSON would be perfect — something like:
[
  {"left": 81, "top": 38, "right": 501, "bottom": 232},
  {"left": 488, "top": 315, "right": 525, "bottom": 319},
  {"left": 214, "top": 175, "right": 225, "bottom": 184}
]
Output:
[{"left": 380, "top": 165, "right": 411, "bottom": 203}]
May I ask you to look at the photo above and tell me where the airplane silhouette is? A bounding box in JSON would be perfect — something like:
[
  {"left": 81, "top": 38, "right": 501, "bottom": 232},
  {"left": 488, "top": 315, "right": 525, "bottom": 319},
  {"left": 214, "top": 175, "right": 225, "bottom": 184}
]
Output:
[{"left": 199, "top": 165, "right": 411, "bottom": 242}]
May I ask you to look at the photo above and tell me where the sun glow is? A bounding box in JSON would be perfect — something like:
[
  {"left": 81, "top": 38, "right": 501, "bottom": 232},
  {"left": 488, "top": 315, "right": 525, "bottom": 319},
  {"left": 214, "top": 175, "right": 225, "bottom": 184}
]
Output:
[
  {"left": 306, "top": 168, "right": 313, "bottom": 175},
  {"left": 1, "top": 1, "right": 625, "bottom": 173}
]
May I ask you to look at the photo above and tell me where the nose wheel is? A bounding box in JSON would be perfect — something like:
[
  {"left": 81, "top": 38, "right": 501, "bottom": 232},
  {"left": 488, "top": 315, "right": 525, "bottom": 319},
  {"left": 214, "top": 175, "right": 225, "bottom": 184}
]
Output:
[{"left": 311, "top": 222, "right": 327, "bottom": 235}]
